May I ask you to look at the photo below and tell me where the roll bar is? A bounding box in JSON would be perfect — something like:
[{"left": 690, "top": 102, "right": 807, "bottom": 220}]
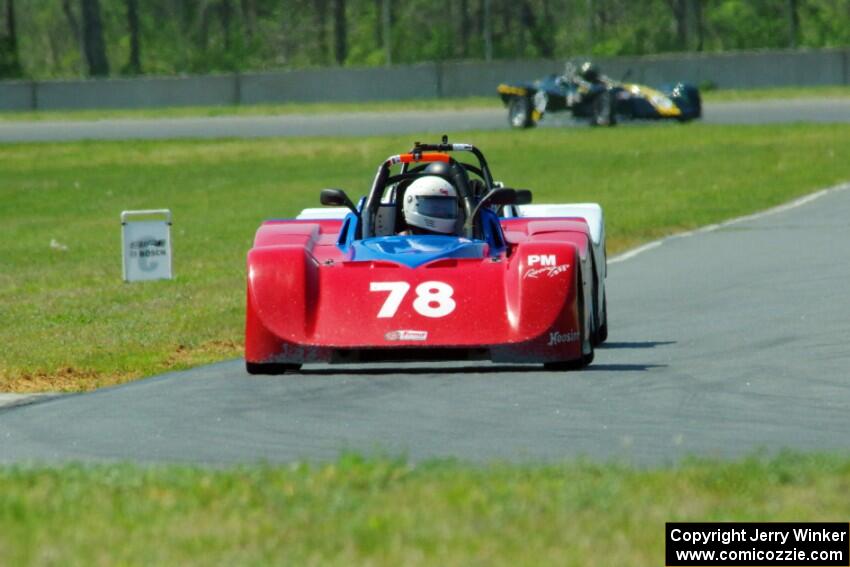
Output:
[
  {"left": 360, "top": 136, "right": 499, "bottom": 239},
  {"left": 408, "top": 137, "right": 495, "bottom": 188}
]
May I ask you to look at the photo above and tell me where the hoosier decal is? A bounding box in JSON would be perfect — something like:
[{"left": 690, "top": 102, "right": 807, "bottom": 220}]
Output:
[{"left": 548, "top": 330, "right": 580, "bottom": 346}]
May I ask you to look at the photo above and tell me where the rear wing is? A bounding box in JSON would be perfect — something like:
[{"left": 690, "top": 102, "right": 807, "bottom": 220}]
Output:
[
  {"left": 297, "top": 207, "right": 349, "bottom": 220},
  {"left": 503, "top": 203, "right": 604, "bottom": 246}
]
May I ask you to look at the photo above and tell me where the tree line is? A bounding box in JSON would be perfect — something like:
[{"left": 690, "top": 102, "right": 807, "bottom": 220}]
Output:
[{"left": 1, "top": 0, "right": 848, "bottom": 80}]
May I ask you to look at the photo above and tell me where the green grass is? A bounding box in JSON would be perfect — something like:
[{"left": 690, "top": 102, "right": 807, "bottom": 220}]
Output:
[
  {"left": 1, "top": 124, "right": 849, "bottom": 392},
  {"left": 0, "top": 96, "right": 499, "bottom": 122},
  {"left": 0, "top": 453, "right": 848, "bottom": 566},
  {"left": 0, "top": 85, "right": 847, "bottom": 122}
]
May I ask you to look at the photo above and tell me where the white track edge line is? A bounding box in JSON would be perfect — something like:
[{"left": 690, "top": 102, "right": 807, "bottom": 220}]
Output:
[{"left": 609, "top": 181, "right": 850, "bottom": 265}]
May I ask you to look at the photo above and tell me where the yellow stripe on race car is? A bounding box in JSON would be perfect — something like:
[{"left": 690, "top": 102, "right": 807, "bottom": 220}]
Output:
[
  {"left": 497, "top": 84, "right": 528, "bottom": 96},
  {"left": 623, "top": 83, "right": 682, "bottom": 117}
]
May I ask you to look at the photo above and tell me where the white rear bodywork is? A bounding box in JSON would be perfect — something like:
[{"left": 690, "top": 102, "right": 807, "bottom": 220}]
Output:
[{"left": 297, "top": 207, "right": 349, "bottom": 220}]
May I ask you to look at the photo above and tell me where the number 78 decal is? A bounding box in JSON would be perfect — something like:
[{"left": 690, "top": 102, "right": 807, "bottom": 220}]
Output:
[{"left": 369, "top": 281, "right": 456, "bottom": 318}]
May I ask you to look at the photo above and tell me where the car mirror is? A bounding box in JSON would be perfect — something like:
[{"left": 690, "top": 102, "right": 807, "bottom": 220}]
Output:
[
  {"left": 320, "top": 189, "right": 358, "bottom": 214},
  {"left": 515, "top": 189, "right": 532, "bottom": 205},
  {"left": 482, "top": 188, "right": 518, "bottom": 206}
]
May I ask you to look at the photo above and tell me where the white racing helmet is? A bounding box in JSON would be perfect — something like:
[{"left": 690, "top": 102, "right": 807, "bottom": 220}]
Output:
[{"left": 402, "top": 176, "right": 459, "bottom": 234}]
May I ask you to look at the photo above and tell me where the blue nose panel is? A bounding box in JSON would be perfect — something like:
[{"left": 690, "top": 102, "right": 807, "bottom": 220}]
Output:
[{"left": 350, "top": 235, "right": 487, "bottom": 268}]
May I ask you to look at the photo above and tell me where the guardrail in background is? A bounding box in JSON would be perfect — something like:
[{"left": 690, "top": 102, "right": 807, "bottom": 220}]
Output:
[{"left": 1, "top": 48, "right": 848, "bottom": 112}]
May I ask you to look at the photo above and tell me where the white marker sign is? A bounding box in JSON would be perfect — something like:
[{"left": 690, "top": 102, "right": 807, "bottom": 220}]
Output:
[{"left": 121, "top": 209, "right": 173, "bottom": 282}]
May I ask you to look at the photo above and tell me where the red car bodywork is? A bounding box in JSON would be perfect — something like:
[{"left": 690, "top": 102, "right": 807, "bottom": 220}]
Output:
[{"left": 245, "top": 216, "right": 594, "bottom": 366}]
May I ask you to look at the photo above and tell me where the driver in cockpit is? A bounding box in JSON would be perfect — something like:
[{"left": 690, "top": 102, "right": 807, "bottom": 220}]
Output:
[{"left": 399, "top": 175, "right": 461, "bottom": 236}]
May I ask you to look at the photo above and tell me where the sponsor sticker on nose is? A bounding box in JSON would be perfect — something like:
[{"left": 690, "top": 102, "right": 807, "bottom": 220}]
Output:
[{"left": 528, "top": 254, "right": 556, "bottom": 266}]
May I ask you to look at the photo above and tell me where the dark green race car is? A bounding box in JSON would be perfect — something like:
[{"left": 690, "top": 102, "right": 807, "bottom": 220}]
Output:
[{"left": 498, "top": 62, "right": 702, "bottom": 128}]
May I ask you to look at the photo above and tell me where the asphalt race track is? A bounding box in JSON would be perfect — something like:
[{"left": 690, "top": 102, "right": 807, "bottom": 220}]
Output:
[
  {"left": 2, "top": 184, "right": 849, "bottom": 465},
  {"left": 1, "top": 98, "right": 850, "bottom": 143}
]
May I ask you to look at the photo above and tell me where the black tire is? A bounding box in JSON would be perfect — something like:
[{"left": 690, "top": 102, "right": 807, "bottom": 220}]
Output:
[
  {"left": 616, "top": 98, "right": 635, "bottom": 122},
  {"left": 591, "top": 258, "right": 606, "bottom": 346},
  {"left": 690, "top": 88, "right": 702, "bottom": 119},
  {"left": 245, "top": 361, "right": 302, "bottom": 375},
  {"left": 508, "top": 96, "right": 535, "bottom": 129},
  {"left": 591, "top": 90, "right": 616, "bottom": 127},
  {"left": 596, "top": 297, "right": 608, "bottom": 344},
  {"left": 675, "top": 85, "right": 701, "bottom": 122},
  {"left": 590, "top": 260, "right": 602, "bottom": 347}
]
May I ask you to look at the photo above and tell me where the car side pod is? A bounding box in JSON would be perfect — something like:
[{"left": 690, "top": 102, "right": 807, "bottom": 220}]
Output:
[
  {"left": 488, "top": 241, "right": 591, "bottom": 368},
  {"left": 245, "top": 244, "right": 327, "bottom": 374},
  {"left": 245, "top": 290, "right": 301, "bottom": 375},
  {"left": 506, "top": 203, "right": 608, "bottom": 347}
]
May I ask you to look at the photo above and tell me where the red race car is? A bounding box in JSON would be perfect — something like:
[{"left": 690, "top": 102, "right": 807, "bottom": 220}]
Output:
[{"left": 245, "top": 139, "right": 606, "bottom": 373}]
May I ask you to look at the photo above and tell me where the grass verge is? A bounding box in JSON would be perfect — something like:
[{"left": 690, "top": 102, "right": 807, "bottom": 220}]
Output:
[
  {"left": 1, "top": 124, "right": 849, "bottom": 391},
  {"left": 0, "top": 453, "right": 848, "bottom": 566},
  {"left": 0, "top": 96, "right": 499, "bottom": 122},
  {"left": 0, "top": 85, "right": 847, "bottom": 122}
]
